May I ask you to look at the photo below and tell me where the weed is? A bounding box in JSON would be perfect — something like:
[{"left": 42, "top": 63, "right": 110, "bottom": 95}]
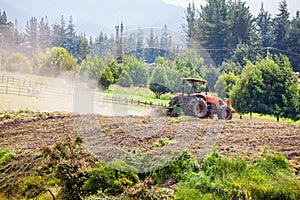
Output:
[
  {"left": 152, "top": 137, "right": 177, "bottom": 148},
  {"left": 0, "top": 148, "right": 15, "bottom": 167}
]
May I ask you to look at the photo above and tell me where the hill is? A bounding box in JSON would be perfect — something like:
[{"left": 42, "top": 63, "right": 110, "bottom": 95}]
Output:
[{"left": 0, "top": 0, "right": 185, "bottom": 36}]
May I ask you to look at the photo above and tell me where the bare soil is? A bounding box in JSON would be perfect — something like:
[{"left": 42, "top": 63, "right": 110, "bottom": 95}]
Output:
[{"left": 0, "top": 112, "right": 299, "bottom": 176}]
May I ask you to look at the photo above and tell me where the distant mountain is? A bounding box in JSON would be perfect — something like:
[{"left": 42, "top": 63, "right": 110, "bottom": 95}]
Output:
[{"left": 0, "top": 0, "right": 186, "bottom": 37}]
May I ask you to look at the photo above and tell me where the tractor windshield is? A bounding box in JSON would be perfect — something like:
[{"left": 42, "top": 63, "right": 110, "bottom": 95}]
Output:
[{"left": 185, "top": 80, "right": 207, "bottom": 93}]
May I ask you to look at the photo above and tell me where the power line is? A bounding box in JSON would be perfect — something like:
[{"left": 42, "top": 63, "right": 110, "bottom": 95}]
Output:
[{"left": 266, "top": 47, "right": 300, "bottom": 56}]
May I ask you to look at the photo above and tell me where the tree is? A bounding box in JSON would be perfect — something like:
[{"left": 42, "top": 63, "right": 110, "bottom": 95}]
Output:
[
  {"left": 99, "top": 67, "right": 114, "bottom": 89},
  {"left": 258, "top": 55, "right": 299, "bottom": 121},
  {"left": 150, "top": 65, "right": 170, "bottom": 98},
  {"left": 118, "top": 70, "right": 133, "bottom": 87},
  {"left": 230, "top": 61, "right": 263, "bottom": 118},
  {"left": 80, "top": 55, "right": 104, "bottom": 81},
  {"left": 65, "top": 16, "right": 80, "bottom": 59},
  {"left": 227, "top": 0, "right": 254, "bottom": 49},
  {"left": 231, "top": 55, "right": 300, "bottom": 121},
  {"left": 40, "top": 47, "right": 78, "bottom": 76},
  {"left": 78, "top": 34, "right": 89, "bottom": 62},
  {"left": 3, "top": 52, "right": 32, "bottom": 73},
  {"left": 288, "top": 11, "right": 300, "bottom": 71},
  {"left": 230, "top": 42, "right": 257, "bottom": 66},
  {"left": 183, "top": 2, "right": 198, "bottom": 48},
  {"left": 204, "top": 65, "right": 219, "bottom": 92},
  {"left": 51, "top": 15, "right": 67, "bottom": 48},
  {"left": 108, "top": 58, "right": 122, "bottom": 83},
  {"left": 122, "top": 55, "right": 149, "bottom": 86},
  {"left": 197, "top": 0, "right": 229, "bottom": 65},
  {"left": 218, "top": 60, "right": 242, "bottom": 75},
  {"left": 115, "top": 22, "right": 124, "bottom": 62},
  {"left": 256, "top": 3, "right": 274, "bottom": 48},
  {"left": 215, "top": 72, "right": 239, "bottom": 99},
  {"left": 160, "top": 25, "right": 172, "bottom": 51},
  {"left": 90, "top": 32, "right": 109, "bottom": 59},
  {"left": 273, "top": 0, "right": 290, "bottom": 51},
  {"left": 127, "top": 63, "right": 149, "bottom": 87},
  {"left": 146, "top": 28, "right": 158, "bottom": 48},
  {"left": 38, "top": 16, "right": 51, "bottom": 51},
  {"left": 25, "top": 17, "right": 39, "bottom": 57}
]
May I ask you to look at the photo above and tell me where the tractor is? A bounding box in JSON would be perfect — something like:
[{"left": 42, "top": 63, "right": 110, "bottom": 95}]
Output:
[{"left": 167, "top": 78, "right": 233, "bottom": 120}]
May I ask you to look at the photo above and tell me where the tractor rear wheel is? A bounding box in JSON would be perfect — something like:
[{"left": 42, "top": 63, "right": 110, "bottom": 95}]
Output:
[
  {"left": 188, "top": 98, "right": 207, "bottom": 118},
  {"left": 218, "top": 105, "right": 232, "bottom": 120}
]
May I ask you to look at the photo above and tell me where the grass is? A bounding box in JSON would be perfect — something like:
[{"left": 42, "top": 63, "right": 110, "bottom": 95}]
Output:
[
  {"left": 176, "top": 150, "right": 300, "bottom": 200},
  {"left": 240, "top": 113, "right": 300, "bottom": 125},
  {"left": 0, "top": 94, "right": 40, "bottom": 111},
  {"left": 102, "top": 85, "right": 170, "bottom": 105}
]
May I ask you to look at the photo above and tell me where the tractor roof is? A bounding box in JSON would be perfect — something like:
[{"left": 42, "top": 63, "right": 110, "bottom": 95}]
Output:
[{"left": 181, "top": 78, "right": 207, "bottom": 83}]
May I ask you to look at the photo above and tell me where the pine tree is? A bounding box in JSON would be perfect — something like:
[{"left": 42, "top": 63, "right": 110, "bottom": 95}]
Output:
[
  {"left": 25, "top": 17, "right": 39, "bottom": 58},
  {"left": 183, "top": 2, "right": 197, "bottom": 48},
  {"left": 288, "top": 11, "right": 300, "bottom": 71},
  {"left": 273, "top": 0, "right": 290, "bottom": 51},
  {"left": 160, "top": 25, "right": 171, "bottom": 51},
  {"left": 0, "top": 10, "right": 8, "bottom": 26},
  {"left": 115, "top": 22, "right": 124, "bottom": 62},
  {"left": 146, "top": 28, "right": 158, "bottom": 48},
  {"left": 256, "top": 3, "right": 274, "bottom": 48},
  {"left": 51, "top": 15, "right": 67, "bottom": 48},
  {"left": 79, "top": 34, "right": 89, "bottom": 62},
  {"left": 38, "top": 16, "right": 51, "bottom": 50},
  {"left": 227, "top": 0, "right": 254, "bottom": 49},
  {"left": 197, "top": 0, "right": 229, "bottom": 65},
  {"left": 65, "top": 16, "right": 80, "bottom": 57}
]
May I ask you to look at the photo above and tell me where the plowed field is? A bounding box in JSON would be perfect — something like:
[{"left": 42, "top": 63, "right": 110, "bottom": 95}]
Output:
[{"left": 0, "top": 112, "right": 299, "bottom": 176}]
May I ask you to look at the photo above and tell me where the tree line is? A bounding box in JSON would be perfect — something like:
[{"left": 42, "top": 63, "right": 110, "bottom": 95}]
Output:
[{"left": 184, "top": 0, "right": 300, "bottom": 72}]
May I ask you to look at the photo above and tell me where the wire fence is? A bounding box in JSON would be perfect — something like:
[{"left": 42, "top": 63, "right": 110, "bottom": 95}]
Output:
[
  {"left": 94, "top": 93, "right": 166, "bottom": 107},
  {"left": 0, "top": 75, "right": 167, "bottom": 108}
]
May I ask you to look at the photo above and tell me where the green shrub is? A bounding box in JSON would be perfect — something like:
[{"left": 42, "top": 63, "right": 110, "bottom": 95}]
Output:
[
  {"left": 3, "top": 52, "right": 32, "bottom": 73},
  {"left": 0, "top": 148, "right": 15, "bottom": 167},
  {"left": 175, "top": 150, "right": 300, "bottom": 200},
  {"left": 143, "top": 151, "right": 200, "bottom": 185},
  {"left": 118, "top": 70, "right": 133, "bottom": 87},
  {"left": 82, "top": 162, "right": 139, "bottom": 196}
]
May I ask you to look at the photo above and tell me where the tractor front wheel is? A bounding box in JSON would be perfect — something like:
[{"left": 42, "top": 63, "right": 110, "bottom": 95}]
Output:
[
  {"left": 218, "top": 105, "right": 232, "bottom": 120},
  {"left": 188, "top": 98, "right": 207, "bottom": 118}
]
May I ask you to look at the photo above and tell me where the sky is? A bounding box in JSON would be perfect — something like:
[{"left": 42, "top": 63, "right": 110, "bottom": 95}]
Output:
[{"left": 162, "top": 0, "right": 300, "bottom": 17}]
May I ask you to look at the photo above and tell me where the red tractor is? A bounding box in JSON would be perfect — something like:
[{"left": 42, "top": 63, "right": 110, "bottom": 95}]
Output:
[{"left": 167, "top": 78, "right": 233, "bottom": 120}]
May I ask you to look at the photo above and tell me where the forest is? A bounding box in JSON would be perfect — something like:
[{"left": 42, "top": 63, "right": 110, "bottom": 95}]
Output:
[{"left": 0, "top": 0, "right": 299, "bottom": 121}]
